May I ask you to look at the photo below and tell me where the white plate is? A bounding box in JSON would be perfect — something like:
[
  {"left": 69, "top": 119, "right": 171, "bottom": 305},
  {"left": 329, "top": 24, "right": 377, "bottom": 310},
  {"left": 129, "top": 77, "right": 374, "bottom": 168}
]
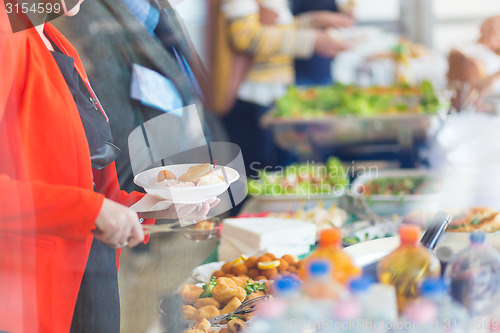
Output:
[
  {"left": 343, "top": 232, "right": 500, "bottom": 267},
  {"left": 191, "top": 261, "right": 225, "bottom": 283},
  {"left": 134, "top": 164, "right": 239, "bottom": 202}
]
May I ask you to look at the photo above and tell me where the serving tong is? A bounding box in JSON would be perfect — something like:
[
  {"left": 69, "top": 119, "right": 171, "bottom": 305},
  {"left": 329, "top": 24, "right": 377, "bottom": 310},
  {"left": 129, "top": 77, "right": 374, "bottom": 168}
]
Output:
[
  {"left": 361, "top": 211, "right": 451, "bottom": 277},
  {"left": 205, "top": 295, "right": 270, "bottom": 325},
  {"left": 142, "top": 218, "right": 221, "bottom": 241}
]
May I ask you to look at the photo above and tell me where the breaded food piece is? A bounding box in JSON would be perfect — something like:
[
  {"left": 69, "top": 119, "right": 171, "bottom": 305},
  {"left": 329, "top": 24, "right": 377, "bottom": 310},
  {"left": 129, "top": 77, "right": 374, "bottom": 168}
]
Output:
[
  {"left": 227, "top": 318, "right": 247, "bottom": 333},
  {"left": 194, "top": 298, "right": 221, "bottom": 309},
  {"left": 193, "top": 221, "right": 214, "bottom": 230},
  {"left": 221, "top": 296, "right": 242, "bottom": 315},
  {"left": 230, "top": 276, "right": 247, "bottom": 288},
  {"left": 197, "top": 305, "right": 220, "bottom": 320},
  {"left": 212, "top": 270, "right": 225, "bottom": 279},
  {"left": 183, "top": 329, "right": 205, "bottom": 333},
  {"left": 157, "top": 169, "right": 176, "bottom": 182},
  {"left": 261, "top": 268, "right": 278, "bottom": 279},
  {"left": 179, "top": 284, "right": 204, "bottom": 305},
  {"left": 278, "top": 258, "right": 289, "bottom": 272},
  {"left": 219, "top": 329, "right": 231, "bottom": 333},
  {"left": 248, "top": 268, "right": 260, "bottom": 280},
  {"left": 246, "top": 290, "right": 265, "bottom": 300},
  {"left": 192, "top": 318, "right": 211, "bottom": 332},
  {"left": 212, "top": 278, "right": 246, "bottom": 304},
  {"left": 263, "top": 253, "right": 277, "bottom": 260},
  {"left": 255, "top": 276, "right": 267, "bottom": 281},
  {"left": 257, "top": 255, "right": 272, "bottom": 263},
  {"left": 221, "top": 262, "right": 233, "bottom": 274},
  {"left": 182, "top": 305, "right": 198, "bottom": 321},
  {"left": 232, "top": 264, "right": 248, "bottom": 276},
  {"left": 179, "top": 163, "right": 212, "bottom": 183},
  {"left": 282, "top": 254, "right": 299, "bottom": 265},
  {"left": 244, "top": 256, "right": 258, "bottom": 269}
]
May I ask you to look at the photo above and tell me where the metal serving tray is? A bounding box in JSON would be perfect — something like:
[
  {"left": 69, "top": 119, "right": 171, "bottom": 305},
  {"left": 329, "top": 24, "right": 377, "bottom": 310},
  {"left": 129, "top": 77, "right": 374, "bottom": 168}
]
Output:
[{"left": 261, "top": 111, "right": 445, "bottom": 153}]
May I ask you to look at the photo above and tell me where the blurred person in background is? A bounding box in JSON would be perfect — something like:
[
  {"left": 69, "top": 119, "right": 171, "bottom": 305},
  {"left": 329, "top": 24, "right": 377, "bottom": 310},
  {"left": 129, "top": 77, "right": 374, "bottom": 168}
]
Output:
[
  {"left": 0, "top": 0, "right": 216, "bottom": 331},
  {"left": 56, "top": 0, "right": 227, "bottom": 193},
  {"left": 210, "top": 0, "right": 351, "bottom": 177},
  {"left": 472, "top": 15, "right": 500, "bottom": 103},
  {"left": 292, "top": 0, "right": 354, "bottom": 86}
]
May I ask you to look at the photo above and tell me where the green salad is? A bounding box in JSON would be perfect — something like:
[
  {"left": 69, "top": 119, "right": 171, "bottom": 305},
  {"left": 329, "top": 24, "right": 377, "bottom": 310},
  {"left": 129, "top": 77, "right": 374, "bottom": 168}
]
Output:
[
  {"left": 275, "top": 81, "right": 443, "bottom": 118},
  {"left": 248, "top": 158, "right": 349, "bottom": 196}
]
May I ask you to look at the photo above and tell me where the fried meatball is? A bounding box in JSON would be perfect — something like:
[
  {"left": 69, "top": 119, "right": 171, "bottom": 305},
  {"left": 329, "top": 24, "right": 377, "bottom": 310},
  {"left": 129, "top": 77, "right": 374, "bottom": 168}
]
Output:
[
  {"left": 257, "top": 255, "right": 272, "bottom": 263},
  {"left": 231, "top": 264, "right": 248, "bottom": 276},
  {"left": 221, "top": 262, "right": 233, "bottom": 274},
  {"left": 261, "top": 268, "right": 278, "bottom": 279},
  {"left": 212, "top": 270, "right": 225, "bottom": 279},
  {"left": 194, "top": 297, "right": 221, "bottom": 309},
  {"left": 182, "top": 305, "right": 198, "bottom": 321},
  {"left": 282, "top": 254, "right": 299, "bottom": 265},
  {"left": 196, "top": 305, "right": 220, "bottom": 320},
  {"left": 277, "top": 258, "right": 289, "bottom": 272},
  {"left": 179, "top": 284, "right": 204, "bottom": 305},
  {"left": 255, "top": 276, "right": 267, "bottom": 281},
  {"left": 244, "top": 256, "right": 258, "bottom": 269},
  {"left": 263, "top": 253, "right": 277, "bottom": 261},
  {"left": 248, "top": 268, "right": 260, "bottom": 280},
  {"left": 219, "top": 329, "right": 231, "bottom": 333}
]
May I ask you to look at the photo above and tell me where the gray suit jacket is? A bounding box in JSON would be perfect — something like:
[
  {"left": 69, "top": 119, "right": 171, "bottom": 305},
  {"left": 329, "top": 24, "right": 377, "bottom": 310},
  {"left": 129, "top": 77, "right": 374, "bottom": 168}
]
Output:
[{"left": 54, "top": 0, "right": 225, "bottom": 192}]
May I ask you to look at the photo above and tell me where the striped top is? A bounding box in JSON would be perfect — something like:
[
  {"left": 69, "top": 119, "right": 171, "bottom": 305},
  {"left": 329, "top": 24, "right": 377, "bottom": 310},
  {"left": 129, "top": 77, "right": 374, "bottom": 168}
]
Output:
[{"left": 221, "top": 0, "right": 316, "bottom": 105}]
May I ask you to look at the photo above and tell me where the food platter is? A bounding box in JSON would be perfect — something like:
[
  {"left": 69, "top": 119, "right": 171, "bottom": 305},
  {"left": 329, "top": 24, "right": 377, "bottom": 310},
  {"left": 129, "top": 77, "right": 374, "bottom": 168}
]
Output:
[
  {"left": 262, "top": 111, "right": 444, "bottom": 151},
  {"left": 134, "top": 164, "right": 239, "bottom": 202},
  {"left": 351, "top": 168, "right": 442, "bottom": 216},
  {"left": 261, "top": 83, "right": 450, "bottom": 153}
]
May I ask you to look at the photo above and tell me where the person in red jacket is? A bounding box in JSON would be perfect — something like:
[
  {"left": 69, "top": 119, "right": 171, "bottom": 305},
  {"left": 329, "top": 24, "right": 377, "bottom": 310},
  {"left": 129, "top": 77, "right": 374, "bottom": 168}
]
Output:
[{"left": 0, "top": 0, "right": 217, "bottom": 332}]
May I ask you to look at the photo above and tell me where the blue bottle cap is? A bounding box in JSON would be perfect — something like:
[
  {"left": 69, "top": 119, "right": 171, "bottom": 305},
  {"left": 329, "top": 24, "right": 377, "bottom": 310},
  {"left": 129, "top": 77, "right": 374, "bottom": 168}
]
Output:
[
  {"left": 350, "top": 276, "right": 375, "bottom": 293},
  {"left": 274, "top": 276, "right": 300, "bottom": 293},
  {"left": 308, "top": 260, "right": 331, "bottom": 276},
  {"left": 470, "top": 233, "right": 486, "bottom": 244},
  {"left": 421, "top": 278, "right": 447, "bottom": 295}
]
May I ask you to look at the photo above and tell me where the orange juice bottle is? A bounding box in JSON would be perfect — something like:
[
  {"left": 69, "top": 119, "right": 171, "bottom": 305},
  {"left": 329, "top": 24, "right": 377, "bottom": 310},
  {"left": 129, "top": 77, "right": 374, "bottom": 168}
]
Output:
[
  {"left": 377, "top": 225, "right": 441, "bottom": 313},
  {"left": 303, "top": 228, "right": 361, "bottom": 285}
]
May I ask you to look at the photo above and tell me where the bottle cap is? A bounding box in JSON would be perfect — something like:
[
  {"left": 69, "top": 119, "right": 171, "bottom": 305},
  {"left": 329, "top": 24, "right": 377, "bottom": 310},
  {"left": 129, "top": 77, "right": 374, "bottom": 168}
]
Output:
[
  {"left": 274, "top": 276, "right": 300, "bottom": 293},
  {"left": 319, "top": 228, "right": 341, "bottom": 246},
  {"left": 421, "top": 278, "right": 447, "bottom": 296},
  {"left": 350, "top": 276, "right": 375, "bottom": 293},
  {"left": 308, "top": 260, "right": 331, "bottom": 277},
  {"left": 399, "top": 225, "right": 421, "bottom": 244},
  {"left": 470, "top": 232, "right": 486, "bottom": 244}
]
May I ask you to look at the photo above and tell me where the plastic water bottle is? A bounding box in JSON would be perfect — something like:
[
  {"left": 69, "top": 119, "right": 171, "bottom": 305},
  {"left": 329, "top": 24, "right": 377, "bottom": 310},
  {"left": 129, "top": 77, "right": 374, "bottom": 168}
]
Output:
[
  {"left": 303, "top": 260, "right": 350, "bottom": 301},
  {"left": 419, "top": 278, "right": 469, "bottom": 333},
  {"left": 246, "top": 277, "right": 302, "bottom": 333},
  {"left": 399, "top": 300, "right": 439, "bottom": 333},
  {"left": 444, "top": 233, "right": 500, "bottom": 317},
  {"left": 377, "top": 225, "right": 441, "bottom": 313},
  {"left": 304, "top": 228, "right": 361, "bottom": 285},
  {"left": 327, "top": 298, "right": 367, "bottom": 333}
]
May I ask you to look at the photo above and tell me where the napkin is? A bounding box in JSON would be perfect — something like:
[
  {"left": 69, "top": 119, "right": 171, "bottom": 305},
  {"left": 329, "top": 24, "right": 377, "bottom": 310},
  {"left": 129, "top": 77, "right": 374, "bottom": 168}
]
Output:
[{"left": 218, "top": 218, "right": 316, "bottom": 262}]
